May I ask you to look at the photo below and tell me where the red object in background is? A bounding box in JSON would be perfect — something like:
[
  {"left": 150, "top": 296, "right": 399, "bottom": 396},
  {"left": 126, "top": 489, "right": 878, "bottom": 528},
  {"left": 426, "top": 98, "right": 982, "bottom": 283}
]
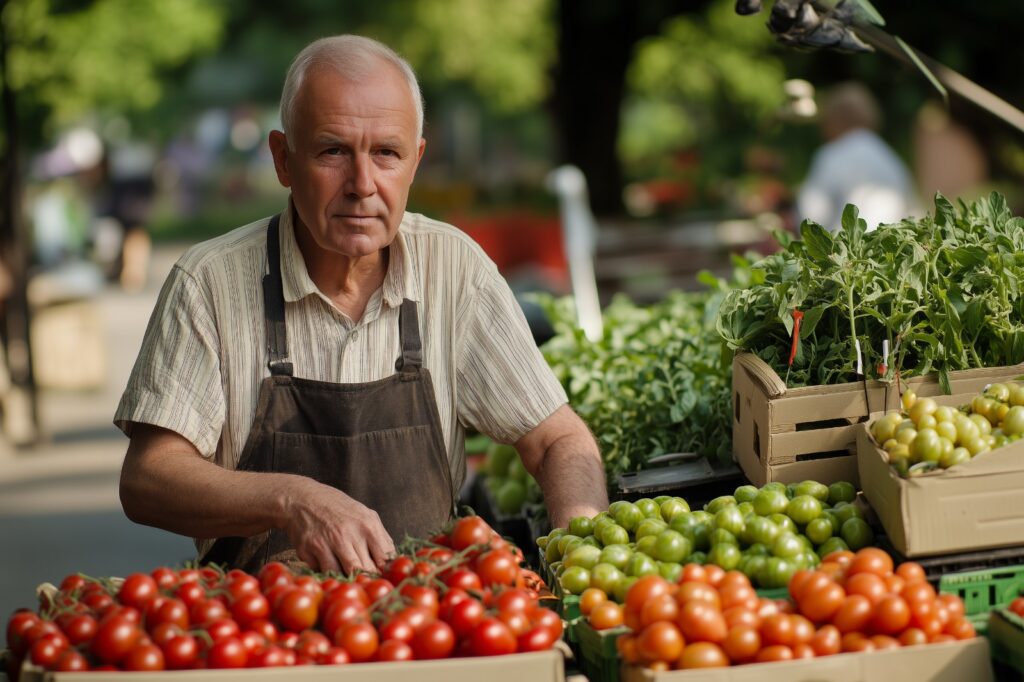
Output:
[
  {"left": 447, "top": 212, "right": 570, "bottom": 293},
  {"left": 788, "top": 310, "right": 804, "bottom": 368}
]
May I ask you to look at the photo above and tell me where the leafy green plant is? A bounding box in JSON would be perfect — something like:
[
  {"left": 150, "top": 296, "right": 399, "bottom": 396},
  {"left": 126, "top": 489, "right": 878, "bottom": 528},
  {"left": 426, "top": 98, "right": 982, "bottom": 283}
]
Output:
[
  {"left": 717, "top": 192, "right": 1024, "bottom": 392},
  {"left": 536, "top": 259, "right": 755, "bottom": 481}
]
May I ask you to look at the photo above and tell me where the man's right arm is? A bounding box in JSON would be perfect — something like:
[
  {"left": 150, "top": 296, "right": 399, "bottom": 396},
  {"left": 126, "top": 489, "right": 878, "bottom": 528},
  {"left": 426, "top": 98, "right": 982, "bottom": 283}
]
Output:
[{"left": 119, "top": 424, "right": 394, "bottom": 573}]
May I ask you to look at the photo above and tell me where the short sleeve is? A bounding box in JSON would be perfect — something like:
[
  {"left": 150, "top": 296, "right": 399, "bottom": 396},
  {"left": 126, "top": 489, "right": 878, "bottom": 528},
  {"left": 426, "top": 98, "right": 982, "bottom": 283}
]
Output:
[
  {"left": 113, "top": 264, "right": 225, "bottom": 457},
  {"left": 456, "top": 270, "right": 568, "bottom": 444}
]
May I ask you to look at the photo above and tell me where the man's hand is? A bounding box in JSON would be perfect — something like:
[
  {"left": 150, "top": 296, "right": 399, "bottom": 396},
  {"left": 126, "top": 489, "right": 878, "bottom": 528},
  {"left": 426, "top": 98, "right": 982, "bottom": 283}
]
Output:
[
  {"left": 121, "top": 424, "right": 394, "bottom": 575},
  {"left": 280, "top": 478, "right": 395, "bottom": 574}
]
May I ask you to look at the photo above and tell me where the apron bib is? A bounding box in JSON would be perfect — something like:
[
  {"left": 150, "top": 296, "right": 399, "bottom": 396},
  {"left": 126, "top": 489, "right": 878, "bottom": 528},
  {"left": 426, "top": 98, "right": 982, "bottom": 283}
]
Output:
[{"left": 202, "top": 215, "right": 455, "bottom": 572}]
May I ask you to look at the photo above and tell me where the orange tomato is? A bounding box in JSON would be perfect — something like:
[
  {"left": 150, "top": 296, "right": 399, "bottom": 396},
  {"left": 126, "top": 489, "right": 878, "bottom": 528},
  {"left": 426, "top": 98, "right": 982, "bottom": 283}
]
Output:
[
  {"left": 589, "top": 601, "right": 625, "bottom": 631},
  {"left": 677, "top": 642, "right": 729, "bottom": 669},
  {"left": 898, "top": 627, "right": 929, "bottom": 647},
  {"left": 936, "top": 593, "right": 965, "bottom": 620},
  {"left": 719, "top": 584, "right": 758, "bottom": 612},
  {"left": 718, "top": 571, "right": 752, "bottom": 592},
  {"left": 800, "top": 581, "right": 845, "bottom": 623},
  {"left": 871, "top": 595, "right": 911, "bottom": 635},
  {"left": 720, "top": 625, "right": 760, "bottom": 663},
  {"left": 821, "top": 550, "right": 855, "bottom": 569},
  {"left": 676, "top": 582, "right": 721, "bottom": 610},
  {"left": 640, "top": 594, "right": 679, "bottom": 628},
  {"left": 900, "top": 581, "right": 936, "bottom": 606},
  {"left": 722, "top": 606, "right": 760, "bottom": 630},
  {"left": 790, "top": 615, "right": 816, "bottom": 646},
  {"left": 847, "top": 549, "right": 894, "bottom": 578},
  {"left": 841, "top": 632, "right": 875, "bottom": 653},
  {"left": 809, "top": 624, "right": 841, "bottom": 656},
  {"left": 792, "top": 643, "right": 816, "bottom": 659},
  {"left": 760, "top": 613, "right": 795, "bottom": 647},
  {"left": 680, "top": 565, "right": 708, "bottom": 584},
  {"left": 945, "top": 618, "right": 976, "bottom": 640},
  {"left": 579, "top": 588, "right": 607, "bottom": 616},
  {"left": 832, "top": 595, "right": 873, "bottom": 633},
  {"left": 636, "top": 621, "right": 684, "bottom": 663},
  {"left": 870, "top": 634, "right": 901, "bottom": 650},
  {"left": 754, "top": 645, "right": 794, "bottom": 662},
  {"left": 616, "top": 633, "right": 639, "bottom": 664},
  {"left": 626, "top": 576, "right": 672, "bottom": 616},
  {"left": 676, "top": 601, "right": 727, "bottom": 644},
  {"left": 895, "top": 562, "right": 926, "bottom": 584},
  {"left": 704, "top": 565, "right": 726, "bottom": 588},
  {"left": 845, "top": 573, "right": 887, "bottom": 606}
]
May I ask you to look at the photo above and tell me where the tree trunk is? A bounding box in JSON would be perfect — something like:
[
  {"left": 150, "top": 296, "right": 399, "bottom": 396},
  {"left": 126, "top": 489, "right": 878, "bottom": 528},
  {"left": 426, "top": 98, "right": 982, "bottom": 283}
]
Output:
[{"left": 0, "top": 11, "right": 40, "bottom": 445}]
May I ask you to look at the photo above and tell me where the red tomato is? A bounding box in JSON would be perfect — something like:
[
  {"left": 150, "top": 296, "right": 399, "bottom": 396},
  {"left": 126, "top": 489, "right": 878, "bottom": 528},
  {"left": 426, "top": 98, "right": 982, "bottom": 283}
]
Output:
[
  {"left": 495, "top": 588, "right": 534, "bottom": 615},
  {"left": 151, "top": 566, "right": 179, "bottom": 590},
  {"left": 206, "top": 637, "right": 248, "bottom": 669},
  {"left": 760, "top": 613, "right": 795, "bottom": 647},
  {"left": 62, "top": 614, "right": 98, "bottom": 646},
  {"left": 92, "top": 615, "right": 141, "bottom": 664},
  {"left": 400, "top": 585, "right": 441, "bottom": 617},
  {"left": 330, "top": 583, "right": 370, "bottom": 608},
  {"left": 471, "top": 617, "right": 517, "bottom": 656},
  {"left": 118, "top": 574, "right": 159, "bottom": 610},
  {"left": 53, "top": 649, "right": 90, "bottom": 672},
  {"left": 162, "top": 634, "right": 199, "bottom": 670},
  {"left": 151, "top": 599, "right": 190, "bottom": 631},
  {"left": 205, "top": 618, "right": 241, "bottom": 643},
  {"left": 475, "top": 550, "right": 519, "bottom": 587},
  {"left": 122, "top": 643, "right": 165, "bottom": 671},
  {"left": 318, "top": 646, "right": 351, "bottom": 665},
  {"left": 7, "top": 610, "right": 42, "bottom": 658},
  {"left": 377, "top": 639, "right": 415, "bottom": 661},
  {"left": 517, "top": 625, "right": 558, "bottom": 652},
  {"left": 275, "top": 588, "right": 318, "bottom": 632},
  {"left": 364, "top": 578, "right": 394, "bottom": 604},
  {"left": 251, "top": 645, "right": 290, "bottom": 668},
  {"left": 174, "top": 581, "right": 206, "bottom": 608},
  {"left": 231, "top": 592, "right": 269, "bottom": 627},
  {"left": 445, "top": 568, "right": 483, "bottom": 592},
  {"left": 30, "top": 634, "right": 68, "bottom": 669},
  {"left": 379, "top": 617, "right": 416, "bottom": 643},
  {"left": 189, "top": 599, "right": 228, "bottom": 626},
  {"left": 450, "top": 516, "right": 493, "bottom": 550},
  {"left": 385, "top": 556, "right": 415, "bottom": 585},
  {"left": 412, "top": 621, "right": 456, "bottom": 659},
  {"left": 1010, "top": 597, "right": 1024, "bottom": 618},
  {"left": 295, "top": 630, "right": 331, "bottom": 659},
  {"left": 443, "top": 598, "right": 485, "bottom": 638},
  {"left": 336, "top": 622, "right": 378, "bottom": 662}
]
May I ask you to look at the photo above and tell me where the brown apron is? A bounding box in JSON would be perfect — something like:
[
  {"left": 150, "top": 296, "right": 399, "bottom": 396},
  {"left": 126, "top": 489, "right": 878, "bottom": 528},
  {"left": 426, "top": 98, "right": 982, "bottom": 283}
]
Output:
[{"left": 201, "top": 214, "right": 456, "bottom": 573}]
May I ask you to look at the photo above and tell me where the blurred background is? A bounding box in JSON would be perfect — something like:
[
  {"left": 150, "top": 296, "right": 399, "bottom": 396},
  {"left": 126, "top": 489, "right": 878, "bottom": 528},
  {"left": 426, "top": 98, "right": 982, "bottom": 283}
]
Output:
[{"left": 0, "top": 0, "right": 1023, "bottom": 618}]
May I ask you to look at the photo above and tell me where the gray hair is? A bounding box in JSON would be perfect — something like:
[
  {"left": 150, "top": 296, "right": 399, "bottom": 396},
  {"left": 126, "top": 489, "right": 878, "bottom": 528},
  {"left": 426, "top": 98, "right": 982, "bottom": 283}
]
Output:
[{"left": 279, "top": 35, "right": 424, "bottom": 145}]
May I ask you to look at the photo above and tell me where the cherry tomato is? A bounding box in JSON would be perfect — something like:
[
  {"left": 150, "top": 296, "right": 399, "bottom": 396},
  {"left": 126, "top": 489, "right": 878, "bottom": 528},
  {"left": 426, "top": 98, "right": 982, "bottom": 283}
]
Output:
[
  {"left": 162, "top": 634, "right": 199, "bottom": 670},
  {"left": 92, "top": 615, "right": 140, "bottom": 664},
  {"left": 336, "top": 622, "right": 378, "bottom": 662},
  {"left": 122, "top": 643, "right": 165, "bottom": 671},
  {"left": 450, "top": 516, "right": 493, "bottom": 550},
  {"left": 205, "top": 618, "right": 241, "bottom": 643},
  {"left": 318, "top": 647, "right": 351, "bottom": 665},
  {"left": 401, "top": 585, "right": 441, "bottom": 617},
  {"left": 30, "top": 633, "right": 68, "bottom": 669},
  {"left": 53, "top": 649, "right": 90, "bottom": 672},
  {"left": 385, "top": 556, "right": 415, "bottom": 585},
  {"left": 151, "top": 567, "right": 179, "bottom": 590},
  {"left": 62, "top": 614, "right": 98, "bottom": 646},
  {"left": 207, "top": 636, "right": 248, "bottom": 669},
  {"left": 275, "top": 588, "right": 318, "bottom": 632},
  {"left": 364, "top": 578, "right": 393, "bottom": 604},
  {"left": 443, "top": 598, "right": 486, "bottom": 638},
  {"left": 118, "top": 574, "right": 159, "bottom": 610},
  {"left": 470, "top": 618, "right": 517, "bottom": 656},
  {"left": 517, "top": 625, "right": 558, "bottom": 652},
  {"left": 6, "top": 610, "right": 42, "bottom": 658},
  {"left": 379, "top": 617, "right": 417, "bottom": 643},
  {"left": 377, "top": 639, "right": 415, "bottom": 661},
  {"left": 474, "top": 550, "right": 519, "bottom": 587},
  {"left": 230, "top": 592, "right": 269, "bottom": 627},
  {"left": 412, "top": 620, "right": 456, "bottom": 659}
]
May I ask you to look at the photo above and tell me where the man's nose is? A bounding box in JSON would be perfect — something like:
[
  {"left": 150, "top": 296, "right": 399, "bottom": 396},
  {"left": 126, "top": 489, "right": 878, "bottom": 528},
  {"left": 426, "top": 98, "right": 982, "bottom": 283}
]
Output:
[{"left": 346, "top": 153, "right": 377, "bottom": 198}]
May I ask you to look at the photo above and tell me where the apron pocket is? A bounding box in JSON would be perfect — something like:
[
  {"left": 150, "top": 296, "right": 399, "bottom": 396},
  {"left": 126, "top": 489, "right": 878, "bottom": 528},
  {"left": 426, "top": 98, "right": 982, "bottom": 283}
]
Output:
[{"left": 272, "top": 427, "right": 454, "bottom": 541}]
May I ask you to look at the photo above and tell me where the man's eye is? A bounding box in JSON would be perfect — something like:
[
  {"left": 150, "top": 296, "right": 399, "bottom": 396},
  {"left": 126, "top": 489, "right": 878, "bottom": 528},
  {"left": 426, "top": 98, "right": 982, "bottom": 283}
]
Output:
[
  {"left": 323, "top": 148, "right": 342, "bottom": 156},
  {"left": 377, "top": 149, "right": 398, "bottom": 157}
]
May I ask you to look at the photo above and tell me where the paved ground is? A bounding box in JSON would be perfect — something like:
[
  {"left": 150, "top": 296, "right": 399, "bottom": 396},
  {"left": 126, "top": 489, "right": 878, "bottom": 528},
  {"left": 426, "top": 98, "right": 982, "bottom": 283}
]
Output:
[{"left": 0, "top": 244, "right": 196, "bottom": 621}]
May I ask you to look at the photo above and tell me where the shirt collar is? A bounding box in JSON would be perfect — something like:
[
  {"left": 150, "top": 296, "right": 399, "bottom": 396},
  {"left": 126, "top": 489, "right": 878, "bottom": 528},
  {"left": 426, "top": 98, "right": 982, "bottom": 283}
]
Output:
[{"left": 278, "top": 198, "right": 420, "bottom": 307}]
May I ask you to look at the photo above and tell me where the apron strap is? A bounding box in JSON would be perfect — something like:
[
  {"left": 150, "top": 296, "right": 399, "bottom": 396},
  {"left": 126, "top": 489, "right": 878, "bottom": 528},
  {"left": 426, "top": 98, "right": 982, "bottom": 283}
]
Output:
[
  {"left": 264, "top": 215, "right": 293, "bottom": 377},
  {"left": 395, "top": 299, "right": 423, "bottom": 373}
]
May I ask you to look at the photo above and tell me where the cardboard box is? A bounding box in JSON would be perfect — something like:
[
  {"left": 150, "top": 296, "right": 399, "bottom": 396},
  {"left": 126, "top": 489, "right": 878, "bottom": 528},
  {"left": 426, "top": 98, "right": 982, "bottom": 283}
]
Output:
[
  {"left": 621, "top": 637, "right": 991, "bottom": 682},
  {"left": 18, "top": 649, "right": 566, "bottom": 682},
  {"left": 988, "top": 609, "right": 1024, "bottom": 674},
  {"left": 857, "top": 420, "right": 1024, "bottom": 557},
  {"left": 731, "top": 352, "right": 1024, "bottom": 487}
]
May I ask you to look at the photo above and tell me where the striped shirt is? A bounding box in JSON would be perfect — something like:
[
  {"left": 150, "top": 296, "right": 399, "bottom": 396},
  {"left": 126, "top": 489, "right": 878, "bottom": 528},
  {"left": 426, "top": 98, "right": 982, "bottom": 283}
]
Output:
[{"left": 114, "top": 202, "right": 567, "bottom": 522}]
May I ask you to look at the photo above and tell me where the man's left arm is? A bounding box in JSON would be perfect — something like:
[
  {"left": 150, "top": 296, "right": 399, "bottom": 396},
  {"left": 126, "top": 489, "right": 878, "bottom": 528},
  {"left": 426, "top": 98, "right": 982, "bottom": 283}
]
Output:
[{"left": 515, "top": 404, "right": 608, "bottom": 529}]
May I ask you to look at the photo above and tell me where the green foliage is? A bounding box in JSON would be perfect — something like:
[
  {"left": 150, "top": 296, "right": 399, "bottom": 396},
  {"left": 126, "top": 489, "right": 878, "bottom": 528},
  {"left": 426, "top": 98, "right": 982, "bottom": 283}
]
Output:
[
  {"left": 622, "top": 0, "right": 785, "bottom": 173},
  {"left": 717, "top": 193, "right": 1024, "bottom": 390},
  {"left": 373, "top": 0, "right": 554, "bottom": 114},
  {"left": 4, "top": 0, "right": 225, "bottom": 133},
  {"left": 537, "top": 259, "right": 756, "bottom": 481}
]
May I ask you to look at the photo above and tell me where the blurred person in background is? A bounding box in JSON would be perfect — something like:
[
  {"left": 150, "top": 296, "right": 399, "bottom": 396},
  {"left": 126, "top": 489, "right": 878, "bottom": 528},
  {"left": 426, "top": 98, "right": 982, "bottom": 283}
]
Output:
[
  {"left": 797, "top": 82, "right": 921, "bottom": 232},
  {"left": 116, "top": 35, "right": 607, "bottom": 575}
]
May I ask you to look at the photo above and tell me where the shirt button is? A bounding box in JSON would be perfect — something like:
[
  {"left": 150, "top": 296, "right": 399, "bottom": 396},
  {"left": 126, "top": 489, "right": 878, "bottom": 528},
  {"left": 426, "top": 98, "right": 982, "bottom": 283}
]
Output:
[{"left": 350, "top": 330, "right": 358, "bottom": 341}]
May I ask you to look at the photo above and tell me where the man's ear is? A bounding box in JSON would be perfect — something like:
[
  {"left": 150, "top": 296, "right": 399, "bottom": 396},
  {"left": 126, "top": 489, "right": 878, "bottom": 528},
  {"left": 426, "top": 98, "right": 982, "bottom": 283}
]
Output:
[
  {"left": 268, "top": 130, "right": 291, "bottom": 188},
  {"left": 411, "top": 138, "right": 426, "bottom": 177}
]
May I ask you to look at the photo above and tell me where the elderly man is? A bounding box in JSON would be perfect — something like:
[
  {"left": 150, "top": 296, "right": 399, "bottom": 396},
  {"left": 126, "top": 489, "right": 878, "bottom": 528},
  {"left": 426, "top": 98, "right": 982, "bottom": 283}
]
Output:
[{"left": 116, "top": 35, "right": 607, "bottom": 575}]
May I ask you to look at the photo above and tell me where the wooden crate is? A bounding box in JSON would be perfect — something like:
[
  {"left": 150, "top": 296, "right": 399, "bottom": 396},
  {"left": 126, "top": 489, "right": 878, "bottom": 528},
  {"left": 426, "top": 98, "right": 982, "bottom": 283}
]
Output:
[{"left": 731, "top": 352, "right": 1024, "bottom": 487}]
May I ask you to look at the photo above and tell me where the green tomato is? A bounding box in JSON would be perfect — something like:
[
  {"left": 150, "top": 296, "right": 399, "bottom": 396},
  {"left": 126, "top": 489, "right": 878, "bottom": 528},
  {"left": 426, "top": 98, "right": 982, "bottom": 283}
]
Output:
[
  {"left": 772, "top": 533, "right": 804, "bottom": 559},
  {"left": 635, "top": 535, "right": 658, "bottom": 558},
  {"left": 593, "top": 516, "right": 617, "bottom": 539},
  {"left": 624, "top": 552, "right": 660, "bottom": 578},
  {"left": 762, "top": 482, "right": 788, "bottom": 495},
  {"left": 599, "top": 544, "right": 633, "bottom": 571},
  {"left": 652, "top": 529, "right": 692, "bottom": 563},
  {"left": 742, "top": 516, "right": 781, "bottom": 546},
  {"left": 793, "top": 480, "right": 830, "bottom": 502},
  {"left": 736, "top": 502, "right": 755, "bottom": 518},
  {"left": 634, "top": 498, "right": 662, "bottom": 519},
  {"left": 544, "top": 540, "right": 563, "bottom": 564},
  {"left": 741, "top": 555, "right": 767, "bottom": 581},
  {"left": 549, "top": 561, "right": 563, "bottom": 578},
  {"left": 556, "top": 534, "right": 582, "bottom": 556},
  {"left": 840, "top": 517, "right": 874, "bottom": 551},
  {"left": 690, "top": 511, "right": 714, "bottom": 525},
  {"left": 599, "top": 524, "right": 630, "bottom": 547},
  {"left": 660, "top": 498, "right": 690, "bottom": 522},
  {"left": 705, "top": 495, "right": 737, "bottom": 515},
  {"left": 939, "top": 447, "right": 971, "bottom": 469},
  {"left": 745, "top": 542, "right": 770, "bottom": 557},
  {"left": 559, "top": 566, "right": 591, "bottom": 595},
  {"left": 687, "top": 551, "right": 707, "bottom": 565},
  {"left": 805, "top": 517, "right": 834, "bottom": 545},
  {"left": 827, "top": 481, "right": 857, "bottom": 506},
  {"left": 817, "top": 536, "right": 850, "bottom": 559},
  {"left": 669, "top": 513, "right": 699, "bottom": 535},
  {"left": 769, "top": 513, "right": 798, "bottom": 535},
  {"left": 563, "top": 545, "right": 602, "bottom": 570},
  {"left": 610, "top": 502, "right": 645, "bottom": 532},
  {"left": 786, "top": 495, "right": 823, "bottom": 526},
  {"left": 708, "top": 543, "right": 742, "bottom": 571},
  {"left": 568, "top": 516, "right": 595, "bottom": 538},
  {"left": 590, "top": 563, "right": 625, "bottom": 595},
  {"left": 581, "top": 536, "right": 602, "bottom": 548},
  {"left": 653, "top": 495, "right": 673, "bottom": 506},
  {"left": 822, "top": 510, "right": 842, "bottom": 534},
  {"left": 635, "top": 518, "right": 669, "bottom": 540},
  {"left": 758, "top": 557, "right": 796, "bottom": 589},
  {"left": 714, "top": 507, "right": 746, "bottom": 537},
  {"left": 710, "top": 528, "right": 739, "bottom": 547},
  {"left": 793, "top": 551, "right": 821, "bottom": 570},
  {"left": 753, "top": 489, "right": 790, "bottom": 516},
  {"left": 658, "top": 562, "right": 684, "bottom": 583},
  {"left": 733, "top": 485, "right": 760, "bottom": 504},
  {"left": 612, "top": 576, "right": 637, "bottom": 603},
  {"left": 832, "top": 503, "right": 865, "bottom": 526}
]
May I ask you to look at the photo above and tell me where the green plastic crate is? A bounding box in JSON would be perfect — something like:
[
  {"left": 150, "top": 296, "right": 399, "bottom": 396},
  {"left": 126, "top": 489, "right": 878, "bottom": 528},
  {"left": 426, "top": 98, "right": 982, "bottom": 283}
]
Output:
[
  {"left": 939, "top": 564, "right": 1024, "bottom": 617},
  {"left": 576, "top": 620, "right": 627, "bottom": 682},
  {"left": 988, "top": 609, "right": 1024, "bottom": 674}
]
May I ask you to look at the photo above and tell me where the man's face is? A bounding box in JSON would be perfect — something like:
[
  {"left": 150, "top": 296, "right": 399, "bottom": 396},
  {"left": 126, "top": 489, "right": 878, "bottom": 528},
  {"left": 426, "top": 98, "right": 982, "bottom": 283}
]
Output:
[{"left": 270, "top": 62, "right": 425, "bottom": 259}]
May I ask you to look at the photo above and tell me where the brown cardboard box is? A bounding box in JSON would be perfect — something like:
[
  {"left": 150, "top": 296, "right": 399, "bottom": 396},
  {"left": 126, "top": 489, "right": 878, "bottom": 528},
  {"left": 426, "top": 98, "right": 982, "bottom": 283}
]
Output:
[
  {"left": 18, "top": 649, "right": 566, "bottom": 682},
  {"left": 621, "top": 637, "right": 991, "bottom": 682},
  {"left": 731, "top": 352, "right": 1024, "bottom": 487},
  {"left": 857, "top": 420, "right": 1024, "bottom": 557}
]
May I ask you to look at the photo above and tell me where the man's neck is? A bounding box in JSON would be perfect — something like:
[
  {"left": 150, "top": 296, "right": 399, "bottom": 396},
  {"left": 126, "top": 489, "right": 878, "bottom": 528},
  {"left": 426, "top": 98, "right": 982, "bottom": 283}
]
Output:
[{"left": 293, "top": 220, "right": 388, "bottom": 322}]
